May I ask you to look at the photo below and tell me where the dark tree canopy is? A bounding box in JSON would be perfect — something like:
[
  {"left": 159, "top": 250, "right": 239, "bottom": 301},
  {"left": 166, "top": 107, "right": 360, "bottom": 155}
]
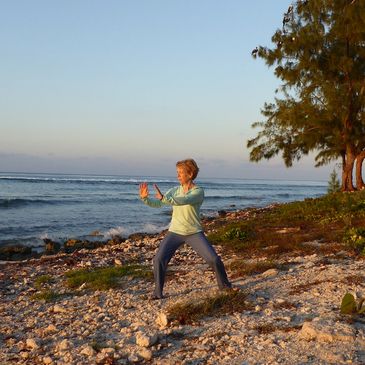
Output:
[{"left": 247, "top": 0, "right": 365, "bottom": 191}]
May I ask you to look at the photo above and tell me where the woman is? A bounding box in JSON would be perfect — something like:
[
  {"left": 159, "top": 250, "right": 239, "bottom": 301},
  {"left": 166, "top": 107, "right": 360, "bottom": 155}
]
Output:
[{"left": 139, "top": 158, "right": 232, "bottom": 300}]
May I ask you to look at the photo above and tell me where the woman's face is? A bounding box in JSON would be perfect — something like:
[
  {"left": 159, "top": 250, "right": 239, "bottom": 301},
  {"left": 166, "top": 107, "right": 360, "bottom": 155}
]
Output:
[{"left": 177, "top": 166, "right": 192, "bottom": 185}]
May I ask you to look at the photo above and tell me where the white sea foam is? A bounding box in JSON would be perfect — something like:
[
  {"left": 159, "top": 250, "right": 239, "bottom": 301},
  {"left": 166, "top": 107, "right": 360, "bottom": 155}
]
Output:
[
  {"left": 141, "top": 223, "right": 169, "bottom": 233},
  {"left": 103, "top": 226, "right": 130, "bottom": 238},
  {"left": 40, "top": 233, "right": 50, "bottom": 240},
  {"left": 102, "top": 223, "right": 169, "bottom": 238}
]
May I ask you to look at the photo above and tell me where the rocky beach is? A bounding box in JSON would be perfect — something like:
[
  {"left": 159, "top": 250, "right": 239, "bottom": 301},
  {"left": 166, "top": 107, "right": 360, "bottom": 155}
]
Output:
[{"left": 1, "top": 206, "right": 365, "bottom": 365}]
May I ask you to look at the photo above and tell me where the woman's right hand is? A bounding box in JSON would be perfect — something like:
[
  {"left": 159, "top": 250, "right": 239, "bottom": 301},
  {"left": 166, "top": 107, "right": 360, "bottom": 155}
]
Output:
[
  {"left": 153, "top": 184, "right": 163, "bottom": 200},
  {"left": 139, "top": 182, "right": 149, "bottom": 199}
]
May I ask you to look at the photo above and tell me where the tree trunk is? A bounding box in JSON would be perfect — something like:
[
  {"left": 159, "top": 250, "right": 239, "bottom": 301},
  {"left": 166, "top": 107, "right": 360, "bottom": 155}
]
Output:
[
  {"left": 341, "top": 152, "right": 346, "bottom": 191},
  {"left": 355, "top": 151, "right": 365, "bottom": 190},
  {"left": 342, "top": 146, "right": 356, "bottom": 192}
]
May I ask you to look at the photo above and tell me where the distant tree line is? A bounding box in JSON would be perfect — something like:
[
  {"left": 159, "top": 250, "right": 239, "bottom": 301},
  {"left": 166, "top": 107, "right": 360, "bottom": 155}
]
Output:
[{"left": 248, "top": 0, "right": 365, "bottom": 191}]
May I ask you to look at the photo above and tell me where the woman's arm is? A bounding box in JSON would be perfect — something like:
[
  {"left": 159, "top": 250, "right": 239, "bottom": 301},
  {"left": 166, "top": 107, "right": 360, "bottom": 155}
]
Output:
[
  {"left": 139, "top": 182, "right": 166, "bottom": 208},
  {"left": 162, "top": 187, "right": 204, "bottom": 206}
]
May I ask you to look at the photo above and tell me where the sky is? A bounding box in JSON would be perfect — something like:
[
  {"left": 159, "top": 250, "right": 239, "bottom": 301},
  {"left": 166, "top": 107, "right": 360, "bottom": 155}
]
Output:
[{"left": 0, "top": 0, "right": 337, "bottom": 180}]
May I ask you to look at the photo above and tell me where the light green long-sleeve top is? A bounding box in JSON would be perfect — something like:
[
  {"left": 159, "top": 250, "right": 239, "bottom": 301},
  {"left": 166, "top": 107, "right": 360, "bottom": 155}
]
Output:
[{"left": 141, "top": 185, "right": 204, "bottom": 235}]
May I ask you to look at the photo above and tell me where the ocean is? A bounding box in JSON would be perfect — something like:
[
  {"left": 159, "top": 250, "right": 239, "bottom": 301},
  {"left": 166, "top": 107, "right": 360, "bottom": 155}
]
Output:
[{"left": 0, "top": 172, "right": 328, "bottom": 250}]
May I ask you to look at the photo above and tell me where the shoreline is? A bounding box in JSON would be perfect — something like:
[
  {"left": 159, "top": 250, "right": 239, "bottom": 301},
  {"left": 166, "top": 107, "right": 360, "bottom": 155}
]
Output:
[{"left": 0, "top": 204, "right": 275, "bottom": 262}]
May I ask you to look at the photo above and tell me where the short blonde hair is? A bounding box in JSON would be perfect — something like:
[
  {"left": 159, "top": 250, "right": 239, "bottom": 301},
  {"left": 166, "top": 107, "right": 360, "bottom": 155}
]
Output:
[{"left": 176, "top": 159, "right": 199, "bottom": 180}]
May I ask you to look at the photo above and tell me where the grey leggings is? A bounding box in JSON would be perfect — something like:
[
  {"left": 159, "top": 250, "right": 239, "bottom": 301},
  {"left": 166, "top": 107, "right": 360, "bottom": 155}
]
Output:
[{"left": 152, "top": 231, "right": 232, "bottom": 297}]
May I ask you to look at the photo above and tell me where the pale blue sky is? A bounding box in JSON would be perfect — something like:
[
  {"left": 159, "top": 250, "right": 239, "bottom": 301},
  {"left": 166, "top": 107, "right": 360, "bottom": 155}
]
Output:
[{"left": 0, "top": 0, "right": 336, "bottom": 179}]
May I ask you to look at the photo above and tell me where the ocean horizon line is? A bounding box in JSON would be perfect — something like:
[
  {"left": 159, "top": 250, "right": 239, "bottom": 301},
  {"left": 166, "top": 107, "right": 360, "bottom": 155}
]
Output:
[{"left": 0, "top": 170, "right": 328, "bottom": 183}]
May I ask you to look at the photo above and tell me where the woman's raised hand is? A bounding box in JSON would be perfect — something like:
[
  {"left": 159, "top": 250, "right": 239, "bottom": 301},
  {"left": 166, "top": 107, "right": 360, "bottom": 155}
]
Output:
[
  {"left": 139, "top": 182, "right": 149, "bottom": 199},
  {"left": 153, "top": 184, "right": 163, "bottom": 200}
]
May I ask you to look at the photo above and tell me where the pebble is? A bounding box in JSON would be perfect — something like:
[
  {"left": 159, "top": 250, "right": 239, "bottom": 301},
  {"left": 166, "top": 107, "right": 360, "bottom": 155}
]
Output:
[
  {"left": 114, "top": 258, "right": 123, "bottom": 266},
  {"left": 136, "top": 331, "right": 158, "bottom": 347},
  {"left": 57, "top": 339, "right": 71, "bottom": 351},
  {"left": 128, "top": 354, "right": 140, "bottom": 363},
  {"left": 53, "top": 304, "right": 67, "bottom": 313},
  {"left": 80, "top": 345, "right": 95, "bottom": 357},
  {"left": 26, "top": 338, "right": 39, "bottom": 350},
  {"left": 261, "top": 268, "right": 279, "bottom": 277},
  {"left": 20, "top": 352, "right": 29, "bottom": 359},
  {"left": 43, "top": 356, "right": 53, "bottom": 364},
  {"left": 45, "top": 324, "right": 57, "bottom": 333},
  {"left": 138, "top": 348, "right": 153, "bottom": 360},
  {"left": 156, "top": 312, "right": 169, "bottom": 328}
]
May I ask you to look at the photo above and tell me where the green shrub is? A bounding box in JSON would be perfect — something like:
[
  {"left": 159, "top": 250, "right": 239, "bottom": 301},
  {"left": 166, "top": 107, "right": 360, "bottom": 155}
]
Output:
[
  {"left": 223, "top": 227, "right": 249, "bottom": 240},
  {"left": 344, "top": 227, "right": 365, "bottom": 255}
]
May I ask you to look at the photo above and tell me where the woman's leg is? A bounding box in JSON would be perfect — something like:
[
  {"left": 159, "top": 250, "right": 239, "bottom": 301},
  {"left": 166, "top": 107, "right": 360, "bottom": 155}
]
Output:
[
  {"left": 152, "top": 232, "right": 185, "bottom": 298},
  {"left": 185, "top": 232, "right": 232, "bottom": 289}
]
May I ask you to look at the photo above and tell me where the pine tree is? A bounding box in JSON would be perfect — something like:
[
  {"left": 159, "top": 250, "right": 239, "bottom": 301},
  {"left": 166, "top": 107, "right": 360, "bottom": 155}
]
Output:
[
  {"left": 247, "top": 0, "right": 365, "bottom": 191},
  {"left": 327, "top": 168, "right": 341, "bottom": 193}
]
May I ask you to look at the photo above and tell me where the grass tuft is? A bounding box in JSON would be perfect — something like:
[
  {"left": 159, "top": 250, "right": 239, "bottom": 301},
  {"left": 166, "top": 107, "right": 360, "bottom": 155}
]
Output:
[
  {"left": 227, "top": 259, "right": 282, "bottom": 279},
  {"left": 167, "top": 290, "right": 253, "bottom": 325},
  {"left": 34, "top": 274, "right": 54, "bottom": 289},
  {"left": 65, "top": 264, "right": 153, "bottom": 291},
  {"left": 31, "top": 289, "right": 62, "bottom": 302}
]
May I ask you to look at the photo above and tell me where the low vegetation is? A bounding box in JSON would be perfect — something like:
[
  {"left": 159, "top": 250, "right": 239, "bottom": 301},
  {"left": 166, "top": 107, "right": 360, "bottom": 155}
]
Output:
[
  {"left": 34, "top": 274, "right": 54, "bottom": 289},
  {"left": 227, "top": 259, "right": 283, "bottom": 279},
  {"left": 208, "top": 190, "right": 365, "bottom": 261},
  {"left": 167, "top": 290, "right": 253, "bottom": 325},
  {"left": 344, "top": 227, "right": 365, "bottom": 255},
  {"left": 65, "top": 264, "right": 153, "bottom": 291},
  {"left": 31, "top": 289, "right": 62, "bottom": 302}
]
